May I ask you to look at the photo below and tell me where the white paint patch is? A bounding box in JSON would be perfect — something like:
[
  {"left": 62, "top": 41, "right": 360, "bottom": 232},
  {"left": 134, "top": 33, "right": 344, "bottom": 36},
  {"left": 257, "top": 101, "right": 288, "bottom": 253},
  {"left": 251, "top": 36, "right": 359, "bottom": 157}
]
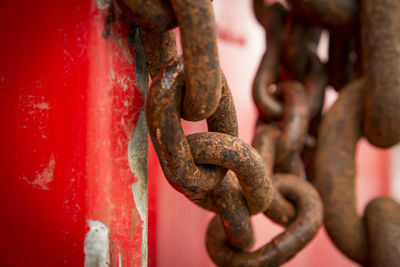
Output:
[
  {"left": 32, "top": 102, "right": 50, "bottom": 110},
  {"left": 129, "top": 111, "right": 148, "bottom": 267},
  {"left": 84, "top": 220, "right": 110, "bottom": 267},
  {"left": 23, "top": 154, "right": 55, "bottom": 190},
  {"left": 96, "top": 0, "right": 112, "bottom": 10}
]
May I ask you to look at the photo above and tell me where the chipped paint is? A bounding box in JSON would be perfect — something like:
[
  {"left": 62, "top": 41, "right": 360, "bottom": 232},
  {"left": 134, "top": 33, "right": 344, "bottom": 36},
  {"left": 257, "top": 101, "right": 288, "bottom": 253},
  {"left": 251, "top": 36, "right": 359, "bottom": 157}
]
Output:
[
  {"left": 129, "top": 111, "right": 148, "bottom": 267},
  {"left": 96, "top": 0, "right": 112, "bottom": 10},
  {"left": 128, "top": 25, "right": 149, "bottom": 267},
  {"left": 32, "top": 102, "right": 50, "bottom": 110},
  {"left": 116, "top": 38, "right": 134, "bottom": 65},
  {"left": 22, "top": 154, "right": 55, "bottom": 190},
  {"left": 84, "top": 220, "right": 110, "bottom": 267}
]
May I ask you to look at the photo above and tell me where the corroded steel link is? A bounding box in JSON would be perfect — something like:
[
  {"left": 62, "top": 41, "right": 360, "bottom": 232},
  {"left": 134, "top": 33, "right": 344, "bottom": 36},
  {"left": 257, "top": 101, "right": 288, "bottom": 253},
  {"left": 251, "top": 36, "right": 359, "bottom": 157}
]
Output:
[
  {"left": 327, "top": 31, "right": 355, "bottom": 91},
  {"left": 315, "top": 78, "right": 368, "bottom": 264},
  {"left": 146, "top": 59, "right": 238, "bottom": 211},
  {"left": 116, "top": 0, "right": 177, "bottom": 32},
  {"left": 124, "top": 0, "right": 220, "bottom": 121},
  {"left": 139, "top": 29, "right": 177, "bottom": 79},
  {"left": 206, "top": 174, "right": 323, "bottom": 267},
  {"left": 274, "top": 81, "right": 309, "bottom": 178},
  {"left": 187, "top": 132, "right": 273, "bottom": 215},
  {"left": 252, "top": 124, "right": 296, "bottom": 225},
  {"left": 364, "top": 197, "right": 400, "bottom": 266},
  {"left": 287, "top": 0, "right": 358, "bottom": 29},
  {"left": 281, "top": 17, "right": 321, "bottom": 81},
  {"left": 170, "top": 0, "right": 221, "bottom": 121},
  {"left": 252, "top": 123, "right": 279, "bottom": 177},
  {"left": 207, "top": 73, "right": 238, "bottom": 137},
  {"left": 212, "top": 171, "right": 254, "bottom": 250},
  {"left": 361, "top": 0, "right": 400, "bottom": 148},
  {"left": 252, "top": 2, "right": 288, "bottom": 120},
  {"left": 117, "top": 0, "right": 213, "bottom": 32},
  {"left": 129, "top": 0, "right": 400, "bottom": 264},
  {"left": 303, "top": 52, "right": 327, "bottom": 117},
  {"left": 279, "top": 16, "right": 326, "bottom": 118}
]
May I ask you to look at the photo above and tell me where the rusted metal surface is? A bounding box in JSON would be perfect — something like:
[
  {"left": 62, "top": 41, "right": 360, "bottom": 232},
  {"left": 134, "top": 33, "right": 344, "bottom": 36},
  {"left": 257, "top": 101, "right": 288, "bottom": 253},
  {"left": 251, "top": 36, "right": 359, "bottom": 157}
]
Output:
[
  {"left": 274, "top": 81, "right": 309, "bottom": 178},
  {"left": 116, "top": 0, "right": 177, "bottom": 32},
  {"left": 139, "top": 29, "right": 177, "bottom": 79},
  {"left": 280, "top": 17, "right": 327, "bottom": 118},
  {"left": 121, "top": 0, "right": 400, "bottom": 265},
  {"left": 252, "top": 2, "right": 287, "bottom": 120},
  {"left": 116, "top": 0, "right": 213, "bottom": 33},
  {"left": 206, "top": 174, "right": 323, "bottom": 267},
  {"left": 252, "top": 2, "right": 327, "bottom": 125},
  {"left": 315, "top": 78, "right": 400, "bottom": 265},
  {"left": 187, "top": 132, "right": 273, "bottom": 215},
  {"left": 170, "top": 0, "right": 221, "bottom": 121},
  {"left": 212, "top": 171, "right": 254, "bottom": 250},
  {"left": 146, "top": 58, "right": 237, "bottom": 211},
  {"left": 364, "top": 197, "right": 400, "bottom": 267},
  {"left": 327, "top": 31, "right": 358, "bottom": 91},
  {"left": 252, "top": 124, "right": 296, "bottom": 226},
  {"left": 361, "top": 0, "right": 400, "bottom": 148},
  {"left": 315, "top": 78, "right": 368, "bottom": 264},
  {"left": 287, "top": 0, "right": 358, "bottom": 29}
]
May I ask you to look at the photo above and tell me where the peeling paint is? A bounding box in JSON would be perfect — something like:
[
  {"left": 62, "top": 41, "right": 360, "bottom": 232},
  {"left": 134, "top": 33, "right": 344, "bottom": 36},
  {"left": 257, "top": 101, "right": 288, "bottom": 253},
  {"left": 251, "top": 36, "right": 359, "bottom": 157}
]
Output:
[
  {"left": 128, "top": 23, "right": 149, "bottom": 267},
  {"left": 129, "top": 111, "right": 148, "bottom": 267},
  {"left": 84, "top": 220, "right": 110, "bottom": 267},
  {"left": 32, "top": 102, "right": 50, "bottom": 110},
  {"left": 116, "top": 38, "right": 134, "bottom": 65},
  {"left": 22, "top": 154, "right": 55, "bottom": 190}
]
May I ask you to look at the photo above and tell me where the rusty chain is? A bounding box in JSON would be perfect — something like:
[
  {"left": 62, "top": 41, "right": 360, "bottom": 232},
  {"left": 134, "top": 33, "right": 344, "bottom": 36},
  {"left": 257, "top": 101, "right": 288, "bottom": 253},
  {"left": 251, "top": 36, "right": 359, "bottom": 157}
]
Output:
[{"left": 118, "top": 0, "right": 400, "bottom": 266}]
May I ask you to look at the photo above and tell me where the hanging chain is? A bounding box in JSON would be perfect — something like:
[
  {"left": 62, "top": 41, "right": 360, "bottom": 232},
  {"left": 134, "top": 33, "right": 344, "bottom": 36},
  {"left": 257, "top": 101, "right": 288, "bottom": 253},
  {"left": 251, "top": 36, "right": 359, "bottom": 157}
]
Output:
[{"left": 118, "top": 0, "right": 400, "bottom": 266}]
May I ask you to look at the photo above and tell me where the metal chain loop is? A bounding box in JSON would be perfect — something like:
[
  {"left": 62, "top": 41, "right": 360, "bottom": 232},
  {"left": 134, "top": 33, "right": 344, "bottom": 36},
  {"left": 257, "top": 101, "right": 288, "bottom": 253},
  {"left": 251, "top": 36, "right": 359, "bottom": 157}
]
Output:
[
  {"left": 146, "top": 57, "right": 237, "bottom": 211},
  {"left": 315, "top": 78, "right": 400, "bottom": 265},
  {"left": 361, "top": 0, "right": 400, "bottom": 148},
  {"left": 206, "top": 174, "right": 322, "bottom": 267},
  {"left": 286, "top": 0, "right": 358, "bottom": 30},
  {"left": 116, "top": 0, "right": 177, "bottom": 32},
  {"left": 123, "top": 0, "right": 221, "bottom": 121},
  {"left": 118, "top": 0, "right": 400, "bottom": 265}
]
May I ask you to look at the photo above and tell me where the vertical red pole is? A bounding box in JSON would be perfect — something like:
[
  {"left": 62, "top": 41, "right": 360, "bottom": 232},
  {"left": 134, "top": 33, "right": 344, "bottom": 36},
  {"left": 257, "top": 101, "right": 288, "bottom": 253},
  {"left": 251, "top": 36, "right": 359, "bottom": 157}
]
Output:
[{"left": 0, "top": 1, "right": 147, "bottom": 266}]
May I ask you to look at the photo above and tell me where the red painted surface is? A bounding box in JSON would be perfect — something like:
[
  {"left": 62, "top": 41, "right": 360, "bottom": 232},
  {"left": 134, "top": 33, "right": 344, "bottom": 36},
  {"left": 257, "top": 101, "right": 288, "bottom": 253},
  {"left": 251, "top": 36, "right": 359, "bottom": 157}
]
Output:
[
  {"left": 86, "top": 4, "right": 145, "bottom": 266},
  {"left": 0, "top": 1, "right": 145, "bottom": 266}
]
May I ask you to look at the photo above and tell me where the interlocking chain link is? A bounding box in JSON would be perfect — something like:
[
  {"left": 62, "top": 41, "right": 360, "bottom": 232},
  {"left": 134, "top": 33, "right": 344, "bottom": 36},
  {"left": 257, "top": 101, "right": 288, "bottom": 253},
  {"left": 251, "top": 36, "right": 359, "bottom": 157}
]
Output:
[{"left": 118, "top": 0, "right": 400, "bottom": 266}]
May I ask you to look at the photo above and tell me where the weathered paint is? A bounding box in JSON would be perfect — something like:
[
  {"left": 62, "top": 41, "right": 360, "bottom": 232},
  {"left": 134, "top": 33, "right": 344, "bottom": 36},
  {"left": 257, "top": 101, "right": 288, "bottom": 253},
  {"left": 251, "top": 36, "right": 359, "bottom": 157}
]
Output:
[
  {"left": 130, "top": 111, "right": 148, "bottom": 267},
  {"left": 22, "top": 153, "right": 56, "bottom": 190},
  {"left": 85, "top": 2, "right": 147, "bottom": 267},
  {"left": 85, "top": 220, "right": 110, "bottom": 267},
  {"left": 0, "top": 0, "right": 147, "bottom": 266}
]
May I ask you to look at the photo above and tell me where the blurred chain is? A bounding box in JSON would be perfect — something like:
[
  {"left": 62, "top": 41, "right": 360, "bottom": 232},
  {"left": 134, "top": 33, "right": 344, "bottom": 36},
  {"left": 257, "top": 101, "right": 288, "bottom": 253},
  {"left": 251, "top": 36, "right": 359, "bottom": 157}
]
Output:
[
  {"left": 118, "top": 0, "right": 400, "bottom": 266},
  {"left": 286, "top": 0, "right": 400, "bottom": 266}
]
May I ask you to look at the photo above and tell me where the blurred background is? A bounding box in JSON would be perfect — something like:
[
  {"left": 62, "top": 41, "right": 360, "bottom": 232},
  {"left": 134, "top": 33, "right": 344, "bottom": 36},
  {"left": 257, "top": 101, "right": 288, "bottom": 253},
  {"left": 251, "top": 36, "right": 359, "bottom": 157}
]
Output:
[{"left": 149, "top": 0, "right": 400, "bottom": 266}]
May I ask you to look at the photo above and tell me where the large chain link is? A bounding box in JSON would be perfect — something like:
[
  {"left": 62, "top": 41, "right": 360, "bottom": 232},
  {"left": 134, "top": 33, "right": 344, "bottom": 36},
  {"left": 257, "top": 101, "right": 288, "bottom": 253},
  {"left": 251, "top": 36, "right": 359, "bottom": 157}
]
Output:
[{"left": 118, "top": 0, "right": 400, "bottom": 266}]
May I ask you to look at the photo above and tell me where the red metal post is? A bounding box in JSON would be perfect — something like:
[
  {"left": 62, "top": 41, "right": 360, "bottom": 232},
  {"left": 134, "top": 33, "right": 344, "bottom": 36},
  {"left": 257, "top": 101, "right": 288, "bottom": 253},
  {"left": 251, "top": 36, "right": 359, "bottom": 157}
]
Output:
[{"left": 0, "top": 1, "right": 147, "bottom": 266}]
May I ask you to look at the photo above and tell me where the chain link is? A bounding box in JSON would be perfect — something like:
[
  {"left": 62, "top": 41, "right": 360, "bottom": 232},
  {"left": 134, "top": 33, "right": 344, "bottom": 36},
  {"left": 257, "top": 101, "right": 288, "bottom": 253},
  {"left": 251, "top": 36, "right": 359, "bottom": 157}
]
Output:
[{"left": 119, "top": 0, "right": 400, "bottom": 265}]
